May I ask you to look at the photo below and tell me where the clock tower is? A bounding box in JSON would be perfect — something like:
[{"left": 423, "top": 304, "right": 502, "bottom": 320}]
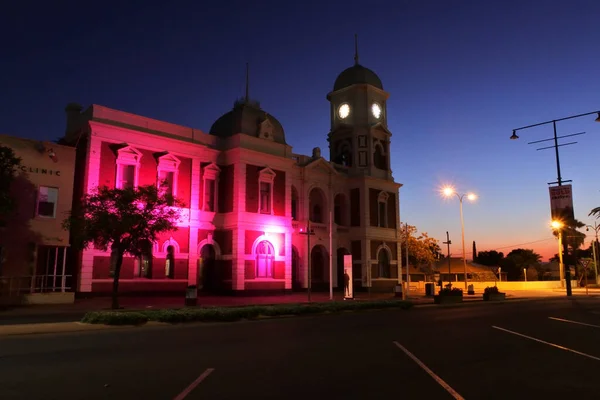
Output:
[{"left": 326, "top": 36, "right": 392, "bottom": 180}]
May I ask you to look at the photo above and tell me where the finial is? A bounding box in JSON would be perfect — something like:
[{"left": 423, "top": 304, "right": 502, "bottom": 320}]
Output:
[
  {"left": 354, "top": 34, "right": 359, "bottom": 65},
  {"left": 245, "top": 63, "right": 250, "bottom": 104}
]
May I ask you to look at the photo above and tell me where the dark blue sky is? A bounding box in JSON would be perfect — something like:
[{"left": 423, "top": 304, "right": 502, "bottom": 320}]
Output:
[{"left": 3, "top": 0, "right": 600, "bottom": 259}]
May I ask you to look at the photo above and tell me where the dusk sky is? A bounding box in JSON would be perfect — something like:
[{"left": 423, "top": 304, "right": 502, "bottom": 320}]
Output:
[{"left": 2, "top": 0, "right": 600, "bottom": 261}]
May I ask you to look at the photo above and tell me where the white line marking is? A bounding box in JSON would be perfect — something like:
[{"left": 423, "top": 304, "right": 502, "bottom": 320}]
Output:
[
  {"left": 173, "top": 368, "right": 215, "bottom": 400},
  {"left": 392, "top": 341, "right": 465, "bottom": 400},
  {"left": 492, "top": 326, "right": 600, "bottom": 361},
  {"left": 549, "top": 317, "right": 600, "bottom": 329}
]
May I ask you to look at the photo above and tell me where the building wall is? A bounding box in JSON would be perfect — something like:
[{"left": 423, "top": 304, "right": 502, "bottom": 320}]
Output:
[
  {"left": 0, "top": 134, "right": 75, "bottom": 290},
  {"left": 62, "top": 105, "right": 402, "bottom": 295}
]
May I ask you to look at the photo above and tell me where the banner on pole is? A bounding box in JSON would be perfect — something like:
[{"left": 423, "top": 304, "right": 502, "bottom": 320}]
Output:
[
  {"left": 343, "top": 255, "right": 353, "bottom": 299},
  {"left": 549, "top": 185, "right": 574, "bottom": 220}
]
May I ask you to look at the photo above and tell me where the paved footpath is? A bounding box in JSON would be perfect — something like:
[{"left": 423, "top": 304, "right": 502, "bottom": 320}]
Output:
[{"left": 0, "top": 288, "right": 582, "bottom": 329}]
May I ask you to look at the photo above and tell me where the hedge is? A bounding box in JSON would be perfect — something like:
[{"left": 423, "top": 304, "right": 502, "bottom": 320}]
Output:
[{"left": 81, "top": 299, "right": 413, "bottom": 325}]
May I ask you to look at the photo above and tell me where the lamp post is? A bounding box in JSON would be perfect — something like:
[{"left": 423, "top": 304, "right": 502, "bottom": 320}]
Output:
[
  {"left": 512, "top": 110, "right": 600, "bottom": 295},
  {"left": 442, "top": 187, "right": 477, "bottom": 290},
  {"left": 299, "top": 222, "right": 315, "bottom": 302},
  {"left": 551, "top": 220, "right": 569, "bottom": 296},
  {"left": 585, "top": 222, "right": 600, "bottom": 285}
]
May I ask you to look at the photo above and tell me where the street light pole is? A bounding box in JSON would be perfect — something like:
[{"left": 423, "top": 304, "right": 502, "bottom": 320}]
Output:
[
  {"left": 459, "top": 196, "right": 467, "bottom": 290},
  {"left": 442, "top": 187, "right": 476, "bottom": 290},
  {"left": 512, "top": 110, "right": 600, "bottom": 296},
  {"left": 299, "top": 221, "right": 315, "bottom": 302},
  {"left": 585, "top": 222, "right": 600, "bottom": 285}
]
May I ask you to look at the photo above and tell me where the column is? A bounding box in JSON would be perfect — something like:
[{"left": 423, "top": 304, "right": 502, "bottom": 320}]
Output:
[
  {"left": 188, "top": 159, "right": 201, "bottom": 286},
  {"left": 232, "top": 163, "right": 246, "bottom": 291}
]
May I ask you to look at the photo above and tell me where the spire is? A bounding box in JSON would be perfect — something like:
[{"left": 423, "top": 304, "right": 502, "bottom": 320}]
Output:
[
  {"left": 354, "top": 34, "right": 359, "bottom": 65},
  {"left": 245, "top": 63, "right": 250, "bottom": 103}
]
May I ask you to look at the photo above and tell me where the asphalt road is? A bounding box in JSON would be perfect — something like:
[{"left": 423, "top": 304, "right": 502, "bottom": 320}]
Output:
[{"left": 1, "top": 298, "right": 600, "bottom": 399}]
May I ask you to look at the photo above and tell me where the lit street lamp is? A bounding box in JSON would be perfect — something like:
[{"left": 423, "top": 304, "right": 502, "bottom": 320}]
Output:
[
  {"left": 551, "top": 220, "right": 571, "bottom": 296},
  {"left": 442, "top": 186, "right": 477, "bottom": 290},
  {"left": 585, "top": 222, "right": 600, "bottom": 285},
  {"left": 512, "top": 110, "right": 600, "bottom": 297}
]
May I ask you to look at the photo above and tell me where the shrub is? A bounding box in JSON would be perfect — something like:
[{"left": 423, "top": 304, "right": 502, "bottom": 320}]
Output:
[
  {"left": 484, "top": 286, "right": 500, "bottom": 295},
  {"left": 81, "top": 300, "right": 413, "bottom": 325},
  {"left": 81, "top": 311, "right": 149, "bottom": 325},
  {"left": 439, "top": 287, "right": 463, "bottom": 296}
]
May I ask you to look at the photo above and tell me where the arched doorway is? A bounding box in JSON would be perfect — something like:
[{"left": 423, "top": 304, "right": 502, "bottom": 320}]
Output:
[
  {"left": 336, "top": 248, "right": 350, "bottom": 292},
  {"left": 199, "top": 244, "right": 216, "bottom": 292},
  {"left": 292, "top": 246, "right": 301, "bottom": 290},
  {"left": 311, "top": 245, "right": 328, "bottom": 291}
]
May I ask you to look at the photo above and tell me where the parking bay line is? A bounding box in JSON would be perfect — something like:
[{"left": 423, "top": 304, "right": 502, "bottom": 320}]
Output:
[
  {"left": 173, "top": 368, "right": 215, "bottom": 400},
  {"left": 392, "top": 341, "right": 465, "bottom": 400},
  {"left": 492, "top": 325, "right": 600, "bottom": 362},
  {"left": 549, "top": 317, "right": 600, "bottom": 329}
]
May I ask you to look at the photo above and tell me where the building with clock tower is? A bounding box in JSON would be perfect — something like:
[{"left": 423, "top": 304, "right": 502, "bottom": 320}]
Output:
[{"left": 44, "top": 42, "right": 404, "bottom": 297}]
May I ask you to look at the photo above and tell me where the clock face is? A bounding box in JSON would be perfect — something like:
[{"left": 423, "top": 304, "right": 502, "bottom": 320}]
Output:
[
  {"left": 338, "top": 103, "right": 350, "bottom": 119},
  {"left": 372, "top": 103, "right": 382, "bottom": 119}
]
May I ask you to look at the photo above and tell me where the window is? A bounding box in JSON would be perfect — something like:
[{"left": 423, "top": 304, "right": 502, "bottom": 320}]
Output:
[
  {"left": 378, "top": 248, "right": 391, "bottom": 278},
  {"left": 158, "top": 170, "right": 174, "bottom": 197},
  {"left": 204, "top": 179, "right": 215, "bottom": 212},
  {"left": 115, "top": 146, "right": 142, "bottom": 189},
  {"left": 378, "top": 192, "right": 389, "bottom": 228},
  {"left": 135, "top": 240, "right": 153, "bottom": 278},
  {"left": 257, "top": 168, "right": 276, "bottom": 214},
  {"left": 312, "top": 204, "right": 322, "bottom": 223},
  {"left": 255, "top": 240, "right": 274, "bottom": 278},
  {"left": 37, "top": 186, "right": 58, "bottom": 218},
  {"left": 156, "top": 153, "right": 180, "bottom": 199},
  {"left": 202, "top": 163, "right": 220, "bottom": 212},
  {"left": 121, "top": 165, "right": 135, "bottom": 189},
  {"left": 260, "top": 182, "right": 271, "bottom": 213},
  {"left": 291, "top": 186, "right": 298, "bottom": 221},
  {"left": 165, "top": 245, "right": 175, "bottom": 279},
  {"left": 374, "top": 143, "right": 387, "bottom": 170}
]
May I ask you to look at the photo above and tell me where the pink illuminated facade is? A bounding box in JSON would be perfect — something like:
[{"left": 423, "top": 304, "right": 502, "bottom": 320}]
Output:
[{"left": 62, "top": 60, "right": 403, "bottom": 295}]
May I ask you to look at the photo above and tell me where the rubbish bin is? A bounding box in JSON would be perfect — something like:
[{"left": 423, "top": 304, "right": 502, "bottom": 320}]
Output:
[
  {"left": 425, "top": 283, "right": 435, "bottom": 296},
  {"left": 467, "top": 284, "right": 475, "bottom": 295},
  {"left": 394, "top": 284, "right": 403, "bottom": 298},
  {"left": 185, "top": 285, "right": 198, "bottom": 306}
]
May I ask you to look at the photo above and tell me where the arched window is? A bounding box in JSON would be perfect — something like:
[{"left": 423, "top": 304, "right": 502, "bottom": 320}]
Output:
[
  {"left": 165, "top": 245, "right": 175, "bottom": 279},
  {"left": 312, "top": 204, "right": 322, "bottom": 223},
  {"left": 374, "top": 143, "right": 387, "bottom": 170},
  {"left": 378, "top": 248, "right": 391, "bottom": 278},
  {"left": 378, "top": 192, "right": 389, "bottom": 228},
  {"left": 255, "top": 240, "right": 275, "bottom": 278},
  {"left": 136, "top": 239, "right": 153, "bottom": 278}
]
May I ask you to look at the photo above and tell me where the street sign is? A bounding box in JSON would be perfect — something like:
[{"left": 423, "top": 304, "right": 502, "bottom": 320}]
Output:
[{"left": 579, "top": 259, "right": 591, "bottom": 269}]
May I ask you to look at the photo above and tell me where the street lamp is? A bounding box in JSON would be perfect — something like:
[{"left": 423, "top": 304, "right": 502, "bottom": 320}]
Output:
[
  {"left": 299, "top": 222, "right": 315, "bottom": 302},
  {"left": 551, "top": 220, "right": 570, "bottom": 295},
  {"left": 585, "top": 222, "right": 600, "bottom": 285},
  {"left": 442, "top": 186, "right": 477, "bottom": 290},
  {"left": 511, "top": 110, "right": 600, "bottom": 186},
  {"left": 512, "top": 111, "right": 599, "bottom": 296}
]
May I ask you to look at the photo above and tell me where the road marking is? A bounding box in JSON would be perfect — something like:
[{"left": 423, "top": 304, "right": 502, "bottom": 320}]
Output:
[
  {"left": 492, "top": 326, "right": 600, "bottom": 361},
  {"left": 549, "top": 317, "right": 600, "bottom": 329},
  {"left": 173, "top": 368, "right": 215, "bottom": 400},
  {"left": 392, "top": 341, "right": 465, "bottom": 400}
]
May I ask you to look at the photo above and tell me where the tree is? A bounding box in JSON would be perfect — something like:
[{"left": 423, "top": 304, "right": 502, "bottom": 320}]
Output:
[
  {"left": 503, "top": 248, "right": 542, "bottom": 281},
  {"left": 553, "top": 208, "right": 585, "bottom": 273},
  {"left": 475, "top": 250, "right": 504, "bottom": 266},
  {"left": 63, "top": 184, "right": 184, "bottom": 309},
  {"left": 0, "top": 145, "right": 22, "bottom": 227},
  {"left": 401, "top": 225, "right": 441, "bottom": 267}
]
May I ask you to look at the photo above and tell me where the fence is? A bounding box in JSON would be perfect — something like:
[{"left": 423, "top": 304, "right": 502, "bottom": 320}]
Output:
[{"left": 0, "top": 275, "right": 73, "bottom": 298}]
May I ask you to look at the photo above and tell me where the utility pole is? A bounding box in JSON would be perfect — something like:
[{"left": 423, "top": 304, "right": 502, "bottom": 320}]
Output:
[{"left": 443, "top": 232, "right": 452, "bottom": 288}]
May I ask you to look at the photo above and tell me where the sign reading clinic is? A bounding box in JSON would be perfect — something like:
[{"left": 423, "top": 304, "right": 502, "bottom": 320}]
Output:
[{"left": 20, "top": 166, "right": 61, "bottom": 176}]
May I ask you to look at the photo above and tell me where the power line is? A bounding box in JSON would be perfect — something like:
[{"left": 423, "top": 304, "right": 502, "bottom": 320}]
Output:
[{"left": 465, "top": 237, "right": 556, "bottom": 255}]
